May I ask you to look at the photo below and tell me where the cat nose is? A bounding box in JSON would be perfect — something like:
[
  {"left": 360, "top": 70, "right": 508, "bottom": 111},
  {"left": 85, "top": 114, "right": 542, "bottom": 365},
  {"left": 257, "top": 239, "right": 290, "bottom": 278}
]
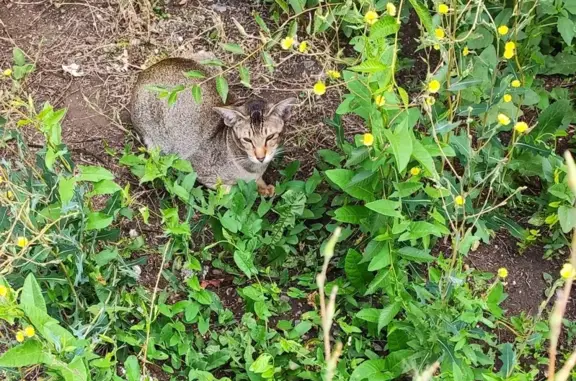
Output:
[{"left": 254, "top": 147, "right": 266, "bottom": 162}]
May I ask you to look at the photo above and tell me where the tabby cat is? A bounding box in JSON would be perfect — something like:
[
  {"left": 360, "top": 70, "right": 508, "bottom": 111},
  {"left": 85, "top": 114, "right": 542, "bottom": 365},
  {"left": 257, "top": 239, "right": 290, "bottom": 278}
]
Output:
[{"left": 131, "top": 58, "right": 298, "bottom": 196}]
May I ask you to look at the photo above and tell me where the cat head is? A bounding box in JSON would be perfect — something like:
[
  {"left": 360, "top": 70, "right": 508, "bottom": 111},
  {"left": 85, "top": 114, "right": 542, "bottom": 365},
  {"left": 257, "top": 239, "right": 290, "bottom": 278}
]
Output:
[{"left": 213, "top": 97, "right": 298, "bottom": 164}]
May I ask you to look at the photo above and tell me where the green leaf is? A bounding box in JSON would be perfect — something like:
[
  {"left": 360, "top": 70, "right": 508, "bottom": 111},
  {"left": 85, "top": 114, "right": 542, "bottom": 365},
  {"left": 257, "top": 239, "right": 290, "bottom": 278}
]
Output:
[
  {"left": 377, "top": 302, "right": 401, "bottom": 332},
  {"left": 205, "top": 351, "right": 230, "bottom": 371},
  {"left": 191, "top": 85, "right": 202, "bottom": 104},
  {"left": 350, "top": 359, "right": 387, "bottom": 381},
  {"left": 345, "top": 146, "right": 370, "bottom": 167},
  {"left": 289, "top": 321, "right": 312, "bottom": 338},
  {"left": 411, "top": 138, "right": 438, "bottom": 179},
  {"left": 93, "top": 248, "right": 120, "bottom": 266},
  {"left": 345, "top": 249, "right": 371, "bottom": 292},
  {"left": 365, "top": 269, "right": 391, "bottom": 295},
  {"left": 365, "top": 199, "right": 402, "bottom": 217},
  {"left": 254, "top": 13, "right": 270, "bottom": 34},
  {"left": 447, "top": 79, "right": 483, "bottom": 91},
  {"left": 326, "top": 169, "right": 374, "bottom": 200},
  {"left": 356, "top": 308, "right": 380, "bottom": 323},
  {"left": 77, "top": 165, "right": 114, "bottom": 182},
  {"left": 254, "top": 301, "right": 271, "bottom": 321},
  {"left": 384, "top": 127, "right": 412, "bottom": 172},
  {"left": 368, "top": 245, "right": 391, "bottom": 271},
  {"left": 262, "top": 51, "right": 275, "bottom": 73},
  {"left": 184, "top": 70, "right": 205, "bottom": 79},
  {"left": 498, "top": 343, "right": 516, "bottom": 377},
  {"left": 239, "top": 65, "right": 251, "bottom": 88},
  {"left": 13, "top": 47, "right": 26, "bottom": 66},
  {"left": 250, "top": 354, "right": 273, "bottom": 373},
  {"left": 58, "top": 176, "right": 76, "bottom": 204},
  {"left": 370, "top": 16, "right": 400, "bottom": 38},
  {"left": 532, "top": 99, "right": 570, "bottom": 140},
  {"left": 90, "top": 179, "right": 122, "bottom": 196},
  {"left": 334, "top": 206, "right": 369, "bottom": 224},
  {"left": 21, "top": 274, "right": 47, "bottom": 315},
  {"left": 349, "top": 59, "right": 387, "bottom": 73},
  {"left": 193, "top": 289, "right": 213, "bottom": 305},
  {"left": 397, "top": 247, "right": 435, "bottom": 263},
  {"left": 397, "top": 87, "right": 409, "bottom": 108},
  {"left": 219, "top": 42, "right": 245, "bottom": 55},
  {"left": 479, "top": 45, "right": 498, "bottom": 69},
  {"left": 233, "top": 250, "right": 257, "bottom": 278},
  {"left": 558, "top": 206, "right": 576, "bottom": 233},
  {"left": 86, "top": 212, "right": 113, "bottom": 231},
  {"left": 558, "top": 17, "right": 575, "bottom": 46},
  {"left": 0, "top": 340, "right": 45, "bottom": 367},
  {"left": 215, "top": 76, "right": 229, "bottom": 103},
  {"left": 288, "top": 0, "right": 304, "bottom": 13},
  {"left": 124, "top": 355, "right": 141, "bottom": 381},
  {"left": 407, "top": 0, "right": 433, "bottom": 35}
]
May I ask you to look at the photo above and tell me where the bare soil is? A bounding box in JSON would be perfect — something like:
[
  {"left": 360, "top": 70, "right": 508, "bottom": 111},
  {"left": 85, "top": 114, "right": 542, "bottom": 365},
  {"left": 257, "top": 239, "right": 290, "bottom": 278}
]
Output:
[{"left": 470, "top": 233, "right": 576, "bottom": 318}]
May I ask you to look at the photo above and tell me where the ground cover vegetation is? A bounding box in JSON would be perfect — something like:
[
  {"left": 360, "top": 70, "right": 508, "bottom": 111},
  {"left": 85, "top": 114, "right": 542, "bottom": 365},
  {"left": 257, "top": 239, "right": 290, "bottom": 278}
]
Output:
[{"left": 1, "top": 0, "right": 576, "bottom": 380}]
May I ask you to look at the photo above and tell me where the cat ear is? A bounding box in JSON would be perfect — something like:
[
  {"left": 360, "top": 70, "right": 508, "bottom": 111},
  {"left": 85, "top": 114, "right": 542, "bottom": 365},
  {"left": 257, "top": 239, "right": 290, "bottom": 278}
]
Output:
[
  {"left": 213, "top": 106, "right": 247, "bottom": 127},
  {"left": 267, "top": 97, "right": 299, "bottom": 121}
]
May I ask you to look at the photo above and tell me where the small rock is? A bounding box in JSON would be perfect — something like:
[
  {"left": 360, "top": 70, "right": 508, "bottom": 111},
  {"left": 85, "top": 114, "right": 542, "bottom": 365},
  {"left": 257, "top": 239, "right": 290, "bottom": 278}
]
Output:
[
  {"left": 212, "top": 269, "right": 223, "bottom": 275},
  {"left": 211, "top": 4, "right": 228, "bottom": 12}
]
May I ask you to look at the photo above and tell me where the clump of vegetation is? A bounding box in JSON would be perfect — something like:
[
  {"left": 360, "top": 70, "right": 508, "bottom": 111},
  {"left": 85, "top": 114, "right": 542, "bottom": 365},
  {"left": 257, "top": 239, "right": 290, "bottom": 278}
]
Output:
[{"left": 1, "top": 0, "right": 576, "bottom": 380}]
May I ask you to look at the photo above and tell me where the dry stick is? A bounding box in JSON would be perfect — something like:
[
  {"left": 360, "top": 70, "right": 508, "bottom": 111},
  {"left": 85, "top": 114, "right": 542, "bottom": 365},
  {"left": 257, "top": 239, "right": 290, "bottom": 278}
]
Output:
[
  {"left": 316, "top": 227, "right": 342, "bottom": 381},
  {"left": 548, "top": 151, "right": 576, "bottom": 380}
]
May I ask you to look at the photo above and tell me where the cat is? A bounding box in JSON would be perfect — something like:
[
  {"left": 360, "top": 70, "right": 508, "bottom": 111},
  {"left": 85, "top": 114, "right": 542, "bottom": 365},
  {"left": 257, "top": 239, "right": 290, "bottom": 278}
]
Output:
[{"left": 130, "top": 58, "right": 298, "bottom": 196}]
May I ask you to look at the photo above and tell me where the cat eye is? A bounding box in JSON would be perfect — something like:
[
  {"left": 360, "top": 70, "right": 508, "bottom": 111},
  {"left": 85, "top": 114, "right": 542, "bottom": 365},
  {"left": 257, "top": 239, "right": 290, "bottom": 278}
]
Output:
[{"left": 265, "top": 134, "right": 278, "bottom": 143}]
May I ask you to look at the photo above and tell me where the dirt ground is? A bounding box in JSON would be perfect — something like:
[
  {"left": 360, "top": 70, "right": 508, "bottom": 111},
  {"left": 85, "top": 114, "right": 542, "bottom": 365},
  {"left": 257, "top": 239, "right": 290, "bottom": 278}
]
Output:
[{"left": 1, "top": 0, "right": 574, "bottom": 359}]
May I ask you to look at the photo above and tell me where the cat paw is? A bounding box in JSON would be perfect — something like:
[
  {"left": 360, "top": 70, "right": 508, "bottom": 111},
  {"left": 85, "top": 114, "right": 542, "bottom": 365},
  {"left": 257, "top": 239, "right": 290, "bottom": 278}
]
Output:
[{"left": 258, "top": 183, "right": 275, "bottom": 197}]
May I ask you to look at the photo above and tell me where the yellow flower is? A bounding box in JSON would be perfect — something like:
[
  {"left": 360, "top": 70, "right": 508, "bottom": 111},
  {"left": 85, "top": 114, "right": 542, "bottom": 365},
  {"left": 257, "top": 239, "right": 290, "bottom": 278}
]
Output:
[
  {"left": 363, "top": 133, "right": 374, "bottom": 146},
  {"left": 313, "top": 81, "right": 326, "bottom": 95},
  {"left": 410, "top": 167, "right": 421, "bottom": 176},
  {"left": 3, "top": 68, "right": 12, "bottom": 77},
  {"left": 327, "top": 70, "right": 341, "bottom": 80},
  {"left": 428, "top": 79, "right": 441, "bottom": 93},
  {"left": 0, "top": 285, "right": 7, "bottom": 297},
  {"left": 6, "top": 190, "right": 14, "bottom": 200},
  {"left": 16, "top": 331, "right": 25, "bottom": 342},
  {"left": 498, "top": 25, "right": 509, "bottom": 35},
  {"left": 386, "top": 2, "right": 397, "bottom": 16},
  {"left": 454, "top": 195, "right": 465, "bottom": 206},
  {"left": 505, "top": 41, "right": 516, "bottom": 50},
  {"left": 503, "top": 49, "right": 514, "bottom": 59},
  {"left": 24, "top": 326, "right": 35, "bottom": 337},
  {"left": 425, "top": 96, "right": 436, "bottom": 105},
  {"left": 503, "top": 94, "right": 512, "bottom": 103},
  {"left": 561, "top": 263, "right": 576, "bottom": 279},
  {"left": 375, "top": 95, "right": 385, "bottom": 107},
  {"left": 463, "top": 46, "right": 469, "bottom": 56},
  {"left": 514, "top": 121, "right": 529, "bottom": 133},
  {"left": 435, "top": 28, "right": 445, "bottom": 39},
  {"left": 364, "top": 10, "right": 379, "bottom": 25},
  {"left": 511, "top": 79, "right": 521, "bottom": 88},
  {"left": 497, "top": 267, "right": 508, "bottom": 278},
  {"left": 298, "top": 41, "right": 308, "bottom": 53},
  {"left": 17, "top": 236, "right": 29, "bottom": 248},
  {"left": 497, "top": 113, "right": 511, "bottom": 126},
  {"left": 438, "top": 3, "right": 449, "bottom": 14},
  {"left": 280, "top": 36, "right": 295, "bottom": 50}
]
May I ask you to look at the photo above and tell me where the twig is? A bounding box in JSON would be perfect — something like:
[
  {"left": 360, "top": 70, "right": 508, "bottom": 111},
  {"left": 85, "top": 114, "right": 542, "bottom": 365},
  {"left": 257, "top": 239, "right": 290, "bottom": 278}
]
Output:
[{"left": 316, "top": 227, "right": 342, "bottom": 381}]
